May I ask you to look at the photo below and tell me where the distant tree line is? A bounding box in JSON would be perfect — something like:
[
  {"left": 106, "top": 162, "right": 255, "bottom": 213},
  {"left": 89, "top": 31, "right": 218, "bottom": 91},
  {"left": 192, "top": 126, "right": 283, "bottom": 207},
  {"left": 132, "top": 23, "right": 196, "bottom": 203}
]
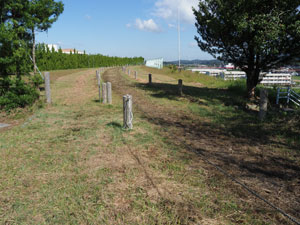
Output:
[{"left": 36, "top": 44, "right": 144, "bottom": 71}]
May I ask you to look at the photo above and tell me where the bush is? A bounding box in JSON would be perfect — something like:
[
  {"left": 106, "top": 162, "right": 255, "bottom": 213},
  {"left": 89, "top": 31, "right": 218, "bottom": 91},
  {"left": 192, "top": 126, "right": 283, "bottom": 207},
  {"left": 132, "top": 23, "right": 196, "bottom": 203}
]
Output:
[
  {"left": 0, "top": 78, "right": 39, "bottom": 111},
  {"left": 30, "top": 74, "right": 44, "bottom": 87}
]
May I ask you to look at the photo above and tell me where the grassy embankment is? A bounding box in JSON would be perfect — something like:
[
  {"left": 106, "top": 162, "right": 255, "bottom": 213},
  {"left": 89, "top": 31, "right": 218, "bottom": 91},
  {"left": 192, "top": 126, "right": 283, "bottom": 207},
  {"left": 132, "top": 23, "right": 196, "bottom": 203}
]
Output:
[{"left": 0, "top": 66, "right": 298, "bottom": 224}]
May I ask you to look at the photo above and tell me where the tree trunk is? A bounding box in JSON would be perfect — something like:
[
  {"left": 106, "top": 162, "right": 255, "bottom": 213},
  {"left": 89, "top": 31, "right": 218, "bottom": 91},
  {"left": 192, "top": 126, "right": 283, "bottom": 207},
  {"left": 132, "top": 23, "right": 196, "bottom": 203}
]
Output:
[
  {"left": 246, "top": 70, "right": 259, "bottom": 99},
  {"left": 32, "top": 28, "right": 36, "bottom": 74}
]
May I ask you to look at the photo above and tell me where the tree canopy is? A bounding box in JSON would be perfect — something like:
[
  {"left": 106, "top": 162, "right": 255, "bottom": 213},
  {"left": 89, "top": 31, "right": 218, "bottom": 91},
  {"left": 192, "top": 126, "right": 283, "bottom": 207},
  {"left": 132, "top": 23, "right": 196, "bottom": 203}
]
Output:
[
  {"left": 0, "top": 0, "right": 64, "bottom": 76},
  {"left": 27, "top": 0, "right": 64, "bottom": 73},
  {"left": 193, "top": 0, "right": 300, "bottom": 98}
]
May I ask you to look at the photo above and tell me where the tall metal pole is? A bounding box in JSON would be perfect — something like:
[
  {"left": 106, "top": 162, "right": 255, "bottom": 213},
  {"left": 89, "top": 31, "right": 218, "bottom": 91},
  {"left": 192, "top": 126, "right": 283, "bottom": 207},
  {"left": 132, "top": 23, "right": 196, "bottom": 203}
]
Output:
[{"left": 178, "top": 6, "right": 181, "bottom": 69}]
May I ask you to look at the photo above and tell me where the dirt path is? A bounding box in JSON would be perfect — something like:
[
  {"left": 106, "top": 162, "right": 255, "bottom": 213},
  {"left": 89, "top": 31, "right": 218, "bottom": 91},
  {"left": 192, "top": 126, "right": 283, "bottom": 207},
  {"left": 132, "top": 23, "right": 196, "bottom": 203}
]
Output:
[{"left": 103, "top": 68, "right": 300, "bottom": 223}]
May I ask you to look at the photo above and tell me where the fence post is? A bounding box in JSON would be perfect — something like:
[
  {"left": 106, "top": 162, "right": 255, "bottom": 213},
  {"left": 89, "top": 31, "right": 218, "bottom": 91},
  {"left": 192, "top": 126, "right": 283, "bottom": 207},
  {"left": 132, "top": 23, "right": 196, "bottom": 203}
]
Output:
[
  {"left": 96, "top": 71, "right": 101, "bottom": 102},
  {"left": 107, "top": 82, "right": 112, "bottom": 104},
  {"left": 259, "top": 89, "right": 268, "bottom": 121},
  {"left": 123, "top": 95, "right": 133, "bottom": 130},
  {"left": 178, "top": 79, "right": 183, "bottom": 96},
  {"left": 102, "top": 83, "right": 107, "bottom": 104},
  {"left": 96, "top": 71, "right": 101, "bottom": 87},
  {"left": 128, "top": 69, "right": 130, "bottom": 75},
  {"left": 44, "top": 72, "right": 51, "bottom": 104},
  {"left": 134, "top": 71, "right": 137, "bottom": 79},
  {"left": 148, "top": 74, "right": 152, "bottom": 84}
]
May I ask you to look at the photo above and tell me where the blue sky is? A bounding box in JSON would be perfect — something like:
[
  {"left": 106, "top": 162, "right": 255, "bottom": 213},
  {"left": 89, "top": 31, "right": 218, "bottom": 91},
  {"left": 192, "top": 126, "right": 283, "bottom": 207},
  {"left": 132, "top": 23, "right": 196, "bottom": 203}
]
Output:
[{"left": 36, "top": 0, "right": 213, "bottom": 61}]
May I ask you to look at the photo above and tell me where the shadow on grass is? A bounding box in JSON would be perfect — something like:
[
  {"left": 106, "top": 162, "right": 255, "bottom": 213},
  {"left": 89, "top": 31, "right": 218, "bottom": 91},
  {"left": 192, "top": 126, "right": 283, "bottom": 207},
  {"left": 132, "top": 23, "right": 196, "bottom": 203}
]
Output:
[
  {"left": 134, "top": 82, "right": 300, "bottom": 150},
  {"left": 106, "top": 121, "right": 122, "bottom": 128}
]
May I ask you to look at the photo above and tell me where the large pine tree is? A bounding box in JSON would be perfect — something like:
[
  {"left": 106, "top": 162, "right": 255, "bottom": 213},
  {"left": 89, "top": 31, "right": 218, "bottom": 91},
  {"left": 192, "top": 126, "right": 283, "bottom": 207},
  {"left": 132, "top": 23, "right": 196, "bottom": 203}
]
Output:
[{"left": 193, "top": 0, "right": 300, "bottom": 98}]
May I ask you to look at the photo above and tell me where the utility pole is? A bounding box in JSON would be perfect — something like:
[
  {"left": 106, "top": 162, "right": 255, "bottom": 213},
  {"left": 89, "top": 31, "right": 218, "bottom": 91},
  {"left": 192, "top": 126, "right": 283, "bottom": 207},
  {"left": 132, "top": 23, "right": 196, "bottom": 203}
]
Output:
[{"left": 178, "top": 6, "right": 181, "bottom": 70}]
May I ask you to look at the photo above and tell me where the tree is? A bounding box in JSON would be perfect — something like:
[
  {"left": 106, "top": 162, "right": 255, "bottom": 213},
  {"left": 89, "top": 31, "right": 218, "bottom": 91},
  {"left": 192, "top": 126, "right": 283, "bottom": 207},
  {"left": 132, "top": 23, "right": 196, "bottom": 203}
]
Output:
[
  {"left": 193, "top": 0, "right": 300, "bottom": 98},
  {"left": 27, "top": 0, "right": 64, "bottom": 73},
  {"left": 0, "top": 0, "right": 32, "bottom": 78}
]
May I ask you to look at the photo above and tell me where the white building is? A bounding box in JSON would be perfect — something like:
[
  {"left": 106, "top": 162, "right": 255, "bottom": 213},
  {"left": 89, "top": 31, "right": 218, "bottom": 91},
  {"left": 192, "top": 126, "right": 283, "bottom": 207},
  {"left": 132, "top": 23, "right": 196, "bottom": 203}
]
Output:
[
  {"left": 61, "top": 49, "right": 84, "bottom": 54},
  {"left": 260, "top": 73, "right": 292, "bottom": 86},
  {"left": 189, "top": 68, "right": 225, "bottom": 76},
  {"left": 225, "top": 63, "right": 235, "bottom": 69},
  {"left": 47, "top": 44, "right": 59, "bottom": 52},
  {"left": 220, "top": 71, "right": 246, "bottom": 80},
  {"left": 145, "top": 58, "right": 163, "bottom": 69}
]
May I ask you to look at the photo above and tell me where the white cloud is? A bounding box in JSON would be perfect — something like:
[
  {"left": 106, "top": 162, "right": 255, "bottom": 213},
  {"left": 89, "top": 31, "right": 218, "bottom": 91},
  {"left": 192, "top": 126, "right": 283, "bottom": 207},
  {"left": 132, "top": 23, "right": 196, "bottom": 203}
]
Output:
[
  {"left": 134, "top": 18, "right": 161, "bottom": 32},
  {"left": 168, "top": 23, "right": 176, "bottom": 28},
  {"left": 126, "top": 23, "right": 132, "bottom": 28},
  {"left": 153, "top": 0, "right": 198, "bottom": 24}
]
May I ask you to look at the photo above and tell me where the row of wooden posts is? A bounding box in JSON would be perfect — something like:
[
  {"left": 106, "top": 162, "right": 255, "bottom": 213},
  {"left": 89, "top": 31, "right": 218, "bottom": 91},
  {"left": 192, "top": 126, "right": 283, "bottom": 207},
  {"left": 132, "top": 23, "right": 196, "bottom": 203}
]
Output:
[
  {"left": 43, "top": 68, "right": 268, "bottom": 131},
  {"left": 123, "top": 67, "right": 184, "bottom": 96},
  {"left": 97, "top": 69, "right": 133, "bottom": 129},
  {"left": 43, "top": 69, "right": 133, "bottom": 129},
  {"left": 96, "top": 70, "right": 112, "bottom": 104},
  {"left": 123, "top": 67, "right": 268, "bottom": 120}
]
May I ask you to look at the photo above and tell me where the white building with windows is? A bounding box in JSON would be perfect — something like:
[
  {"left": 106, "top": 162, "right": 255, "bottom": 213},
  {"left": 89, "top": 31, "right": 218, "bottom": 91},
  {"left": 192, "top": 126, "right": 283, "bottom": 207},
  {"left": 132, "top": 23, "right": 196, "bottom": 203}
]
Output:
[{"left": 145, "top": 58, "right": 163, "bottom": 69}]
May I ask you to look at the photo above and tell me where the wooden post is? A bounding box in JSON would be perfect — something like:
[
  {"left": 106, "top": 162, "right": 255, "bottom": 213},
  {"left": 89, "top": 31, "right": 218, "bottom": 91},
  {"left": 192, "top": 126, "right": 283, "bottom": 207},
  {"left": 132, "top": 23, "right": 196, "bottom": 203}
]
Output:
[
  {"left": 96, "top": 71, "right": 101, "bottom": 101},
  {"left": 107, "top": 82, "right": 112, "bottom": 104},
  {"left": 128, "top": 69, "right": 130, "bottom": 75},
  {"left": 44, "top": 72, "right": 51, "bottom": 104},
  {"left": 123, "top": 95, "right": 133, "bottom": 130},
  {"left": 102, "top": 83, "right": 107, "bottom": 104},
  {"left": 259, "top": 89, "right": 268, "bottom": 121},
  {"left": 134, "top": 71, "right": 137, "bottom": 79},
  {"left": 96, "top": 71, "right": 101, "bottom": 86},
  {"left": 178, "top": 79, "right": 183, "bottom": 96},
  {"left": 148, "top": 74, "right": 152, "bottom": 84}
]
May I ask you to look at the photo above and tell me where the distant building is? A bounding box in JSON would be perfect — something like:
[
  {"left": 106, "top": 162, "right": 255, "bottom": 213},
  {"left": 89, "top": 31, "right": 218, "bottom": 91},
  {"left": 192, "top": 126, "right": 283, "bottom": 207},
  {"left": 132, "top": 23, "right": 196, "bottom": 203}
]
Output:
[
  {"left": 225, "top": 63, "right": 235, "bottom": 69},
  {"left": 145, "top": 58, "right": 163, "bottom": 69},
  {"left": 61, "top": 49, "right": 84, "bottom": 54},
  {"left": 47, "top": 44, "right": 59, "bottom": 52}
]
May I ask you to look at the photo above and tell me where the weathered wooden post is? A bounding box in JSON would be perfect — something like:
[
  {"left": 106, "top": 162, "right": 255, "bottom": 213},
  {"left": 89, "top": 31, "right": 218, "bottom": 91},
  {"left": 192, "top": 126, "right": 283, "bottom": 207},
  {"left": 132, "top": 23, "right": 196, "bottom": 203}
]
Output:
[
  {"left": 44, "top": 72, "right": 51, "bottom": 104},
  {"left": 96, "top": 70, "right": 101, "bottom": 101},
  {"left": 107, "top": 82, "right": 112, "bottom": 104},
  {"left": 148, "top": 74, "right": 152, "bottom": 84},
  {"left": 123, "top": 95, "right": 133, "bottom": 130},
  {"left": 102, "top": 83, "right": 107, "bottom": 104},
  {"left": 128, "top": 69, "right": 130, "bottom": 76},
  {"left": 259, "top": 89, "right": 268, "bottom": 121},
  {"left": 178, "top": 79, "right": 183, "bottom": 96},
  {"left": 134, "top": 71, "right": 137, "bottom": 79}
]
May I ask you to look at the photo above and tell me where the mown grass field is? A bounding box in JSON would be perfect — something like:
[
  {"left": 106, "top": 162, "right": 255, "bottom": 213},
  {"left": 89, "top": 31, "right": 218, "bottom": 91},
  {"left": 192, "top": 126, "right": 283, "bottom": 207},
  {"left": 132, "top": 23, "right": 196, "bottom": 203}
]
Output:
[{"left": 0, "top": 66, "right": 299, "bottom": 224}]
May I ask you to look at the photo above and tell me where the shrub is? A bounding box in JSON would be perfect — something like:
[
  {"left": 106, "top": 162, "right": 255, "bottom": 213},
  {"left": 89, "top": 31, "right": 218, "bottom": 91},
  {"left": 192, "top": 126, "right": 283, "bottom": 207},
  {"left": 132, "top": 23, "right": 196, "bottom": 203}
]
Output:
[
  {"left": 30, "top": 74, "right": 44, "bottom": 87},
  {"left": 0, "top": 77, "right": 39, "bottom": 111}
]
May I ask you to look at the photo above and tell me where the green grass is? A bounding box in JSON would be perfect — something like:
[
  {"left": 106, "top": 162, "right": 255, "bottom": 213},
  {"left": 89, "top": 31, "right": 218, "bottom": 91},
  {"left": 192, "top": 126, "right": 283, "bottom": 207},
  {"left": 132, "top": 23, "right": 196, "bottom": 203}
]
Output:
[
  {"left": 293, "top": 76, "right": 300, "bottom": 80},
  {"left": 128, "top": 66, "right": 300, "bottom": 158},
  {"left": 0, "top": 67, "right": 295, "bottom": 224}
]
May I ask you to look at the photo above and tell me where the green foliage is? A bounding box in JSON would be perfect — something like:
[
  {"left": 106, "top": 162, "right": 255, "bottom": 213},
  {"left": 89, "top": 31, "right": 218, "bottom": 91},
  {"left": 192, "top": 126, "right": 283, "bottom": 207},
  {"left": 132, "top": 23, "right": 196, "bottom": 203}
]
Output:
[
  {"left": 0, "top": 0, "right": 64, "bottom": 110},
  {"left": 193, "top": 0, "right": 300, "bottom": 97},
  {"left": 168, "top": 64, "right": 177, "bottom": 73},
  {"left": 27, "top": 0, "right": 64, "bottom": 32},
  {"left": 35, "top": 44, "right": 144, "bottom": 71},
  {"left": 0, "top": 78, "right": 39, "bottom": 111},
  {"left": 29, "top": 73, "right": 44, "bottom": 87}
]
